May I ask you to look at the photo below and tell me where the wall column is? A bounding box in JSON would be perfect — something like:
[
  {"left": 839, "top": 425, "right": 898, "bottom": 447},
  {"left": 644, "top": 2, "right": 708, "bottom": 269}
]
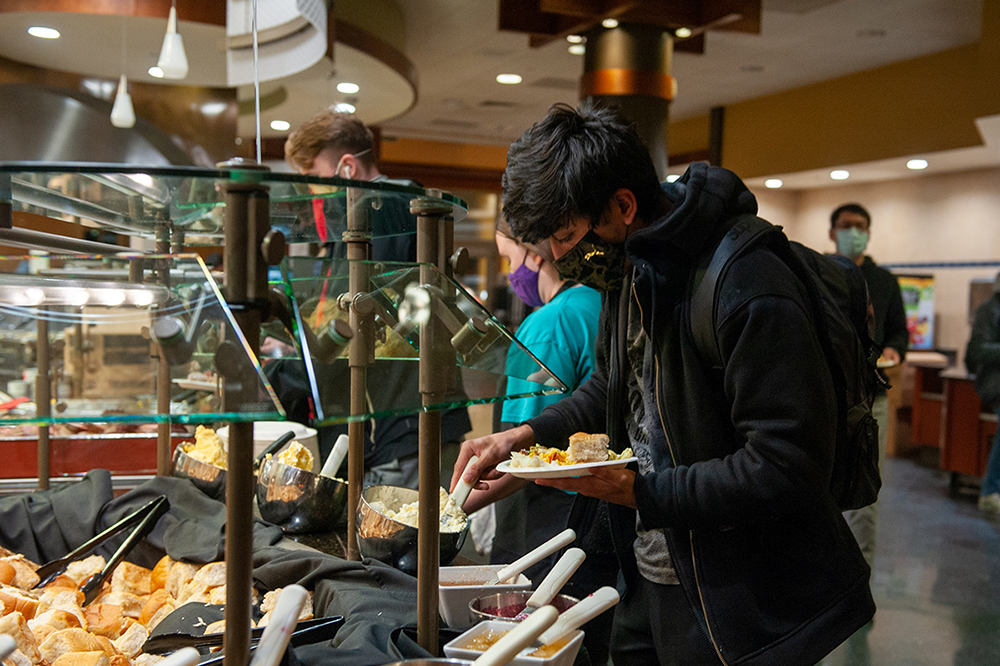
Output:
[{"left": 581, "top": 24, "right": 675, "bottom": 179}]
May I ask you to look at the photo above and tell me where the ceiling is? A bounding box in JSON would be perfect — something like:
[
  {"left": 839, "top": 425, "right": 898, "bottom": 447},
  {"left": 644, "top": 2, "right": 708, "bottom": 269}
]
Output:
[{"left": 0, "top": 0, "right": 990, "bottom": 188}]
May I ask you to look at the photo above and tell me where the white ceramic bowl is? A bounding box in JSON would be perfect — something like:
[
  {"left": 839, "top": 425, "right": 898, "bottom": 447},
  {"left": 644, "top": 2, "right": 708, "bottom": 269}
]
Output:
[
  {"left": 438, "top": 565, "right": 532, "bottom": 629},
  {"left": 217, "top": 421, "right": 319, "bottom": 472},
  {"left": 443, "top": 620, "right": 584, "bottom": 666}
]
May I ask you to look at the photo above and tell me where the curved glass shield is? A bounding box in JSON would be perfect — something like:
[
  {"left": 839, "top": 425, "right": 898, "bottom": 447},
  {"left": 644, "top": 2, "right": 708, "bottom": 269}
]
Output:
[
  {"left": 0, "top": 163, "right": 466, "bottom": 246},
  {"left": 0, "top": 253, "right": 284, "bottom": 425},
  {"left": 269, "top": 257, "right": 568, "bottom": 427}
]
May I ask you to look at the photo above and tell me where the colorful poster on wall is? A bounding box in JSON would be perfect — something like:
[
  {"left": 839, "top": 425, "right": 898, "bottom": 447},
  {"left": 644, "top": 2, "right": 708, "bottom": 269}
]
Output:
[{"left": 897, "top": 274, "right": 935, "bottom": 350}]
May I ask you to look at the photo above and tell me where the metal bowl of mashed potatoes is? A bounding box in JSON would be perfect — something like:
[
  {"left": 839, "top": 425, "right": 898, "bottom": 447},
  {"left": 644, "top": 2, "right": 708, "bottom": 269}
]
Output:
[
  {"left": 256, "top": 457, "right": 349, "bottom": 534},
  {"left": 172, "top": 445, "right": 227, "bottom": 501},
  {"left": 356, "top": 485, "right": 469, "bottom": 576}
]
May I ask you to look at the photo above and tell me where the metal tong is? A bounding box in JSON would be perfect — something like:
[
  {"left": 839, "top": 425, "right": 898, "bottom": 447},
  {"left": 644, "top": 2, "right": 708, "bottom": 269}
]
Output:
[
  {"left": 142, "top": 616, "right": 345, "bottom": 655},
  {"left": 33, "top": 495, "right": 170, "bottom": 605},
  {"left": 187, "top": 617, "right": 344, "bottom": 666}
]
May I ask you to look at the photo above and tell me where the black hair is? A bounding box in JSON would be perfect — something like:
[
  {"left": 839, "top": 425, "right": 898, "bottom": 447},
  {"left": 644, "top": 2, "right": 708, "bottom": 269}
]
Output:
[
  {"left": 830, "top": 203, "right": 871, "bottom": 229},
  {"left": 501, "top": 102, "right": 663, "bottom": 245}
]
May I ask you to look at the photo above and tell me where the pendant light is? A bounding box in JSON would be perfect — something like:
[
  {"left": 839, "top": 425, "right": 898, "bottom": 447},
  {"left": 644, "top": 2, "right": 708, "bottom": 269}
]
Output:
[
  {"left": 110, "top": 75, "right": 136, "bottom": 128},
  {"left": 157, "top": 2, "right": 189, "bottom": 79},
  {"left": 110, "top": 21, "right": 135, "bottom": 128}
]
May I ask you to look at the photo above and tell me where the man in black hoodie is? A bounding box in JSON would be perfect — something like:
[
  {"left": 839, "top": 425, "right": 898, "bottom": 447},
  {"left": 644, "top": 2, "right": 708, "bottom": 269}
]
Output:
[{"left": 451, "top": 103, "right": 874, "bottom": 665}]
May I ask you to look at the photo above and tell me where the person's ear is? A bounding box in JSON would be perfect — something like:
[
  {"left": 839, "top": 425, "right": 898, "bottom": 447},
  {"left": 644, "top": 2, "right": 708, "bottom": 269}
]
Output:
[
  {"left": 612, "top": 188, "right": 638, "bottom": 226},
  {"left": 340, "top": 154, "right": 356, "bottom": 179},
  {"left": 829, "top": 227, "right": 837, "bottom": 244}
]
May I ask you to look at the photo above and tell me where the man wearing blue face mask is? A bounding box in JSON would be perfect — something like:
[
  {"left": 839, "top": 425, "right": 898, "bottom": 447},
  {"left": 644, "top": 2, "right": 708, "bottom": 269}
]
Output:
[{"left": 830, "top": 203, "right": 908, "bottom": 566}]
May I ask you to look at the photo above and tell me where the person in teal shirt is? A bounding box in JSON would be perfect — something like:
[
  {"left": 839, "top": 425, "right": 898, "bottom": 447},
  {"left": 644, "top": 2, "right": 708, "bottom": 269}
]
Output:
[{"left": 469, "top": 219, "right": 610, "bottom": 662}]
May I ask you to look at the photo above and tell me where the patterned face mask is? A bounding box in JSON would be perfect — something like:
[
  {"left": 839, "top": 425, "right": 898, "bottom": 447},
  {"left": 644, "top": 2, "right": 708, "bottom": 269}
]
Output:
[{"left": 553, "top": 229, "right": 628, "bottom": 293}]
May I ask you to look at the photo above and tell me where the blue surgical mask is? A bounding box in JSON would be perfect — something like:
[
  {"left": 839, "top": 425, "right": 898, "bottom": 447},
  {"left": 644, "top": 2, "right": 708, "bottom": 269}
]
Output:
[{"left": 836, "top": 228, "right": 869, "bottom": 259}]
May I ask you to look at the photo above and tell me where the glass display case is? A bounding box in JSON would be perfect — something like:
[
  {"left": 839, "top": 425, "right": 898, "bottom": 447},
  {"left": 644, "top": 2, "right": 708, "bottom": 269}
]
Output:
[{"left": 0, "top": 162, "right": 565, "bottom": 657}]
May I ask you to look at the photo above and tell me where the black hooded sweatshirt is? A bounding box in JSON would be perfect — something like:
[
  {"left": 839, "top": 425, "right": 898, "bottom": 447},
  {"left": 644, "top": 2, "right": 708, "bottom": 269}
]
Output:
[{"left": 528, "top": 163, "right": 874, "bottom": 665}]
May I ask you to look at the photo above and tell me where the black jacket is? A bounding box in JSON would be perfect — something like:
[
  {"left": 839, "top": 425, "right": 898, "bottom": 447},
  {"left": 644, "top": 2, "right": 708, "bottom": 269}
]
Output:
[
  {"left": 967, "top": 292, "right": 1000, "bottom": 410},
  {"left": 528, "top": 163, "right": 874, "bottom": 665},
  {"left": 859, "top": 256, "right": 909, "bottom": 360}
]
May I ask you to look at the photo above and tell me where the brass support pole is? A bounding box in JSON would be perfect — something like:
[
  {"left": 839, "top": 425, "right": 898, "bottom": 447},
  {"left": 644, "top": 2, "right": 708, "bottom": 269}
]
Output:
[
  {"left": 36, "top": 313, "right": 50, "bottom": 490},
  {"left": 155, "top": 225, "right": 172, "bottom": 476},
  {"left": 221, "top": 180, "right": 269, "bottom": 666},
  {"left": 413, "top": 198, "right": 455, "bottom": 655},
  {"left": 346, "top": 186, "right": 373, "bottom": 562}
]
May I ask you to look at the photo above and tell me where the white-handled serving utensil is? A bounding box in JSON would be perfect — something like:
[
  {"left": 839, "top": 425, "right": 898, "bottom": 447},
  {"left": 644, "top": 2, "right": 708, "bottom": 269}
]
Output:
[
  {"left": 247, "top": 584, "right": 309, "bottom": 666},
  {"left": 514, "top": 547, "right": 586, "bottom": 619},
  {"left": 469, "top": 605, "right": 559, "bottom": 666},
  {"left": 536, "top": 586, "right": 620, "bottom": 646},
  {"left": 450, "top": 455, "right": 479, "bottom": 511},
  {"left": 320, "top": 434, "right": 349, "bottom": 479},
  {"left": 486, "top": 528, "right": 576, "bottom": 585}
]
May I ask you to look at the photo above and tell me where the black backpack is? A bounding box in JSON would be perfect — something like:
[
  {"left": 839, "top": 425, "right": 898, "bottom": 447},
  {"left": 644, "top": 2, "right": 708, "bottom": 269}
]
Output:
[{"left": 690, "top": 214, "right": 887, "bottom": 511}]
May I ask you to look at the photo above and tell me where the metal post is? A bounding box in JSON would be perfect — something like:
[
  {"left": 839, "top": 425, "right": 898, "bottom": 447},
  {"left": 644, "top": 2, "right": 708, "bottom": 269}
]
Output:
[
  {"left": 346, "top": 186, "right": 373, "bottom": 562},
  {"left": 221, "top": 179, "right": 269, "bottom": 666},
  {"left": 155, "top": 224, "right": 172, "bottom": 476},
  {"left": 36, "top": 313, "right": 50, "bottom": 490},
  {"left": 412, "top": 197, "right": 455, "bottom": 655}
]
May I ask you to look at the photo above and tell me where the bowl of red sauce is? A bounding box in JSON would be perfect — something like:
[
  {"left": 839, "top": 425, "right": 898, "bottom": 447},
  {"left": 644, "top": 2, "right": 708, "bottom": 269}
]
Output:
[{"left": 468, "top": 591, "right": 578, "bottom": 623}]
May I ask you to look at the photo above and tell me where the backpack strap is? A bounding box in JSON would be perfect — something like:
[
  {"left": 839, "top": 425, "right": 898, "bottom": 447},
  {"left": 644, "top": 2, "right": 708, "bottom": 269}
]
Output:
[{"left": 690, "top": 214, "right": 783, "bottom": 369}]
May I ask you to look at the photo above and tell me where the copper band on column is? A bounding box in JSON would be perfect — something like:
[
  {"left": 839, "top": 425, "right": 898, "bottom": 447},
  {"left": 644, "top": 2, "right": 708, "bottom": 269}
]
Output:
[{"left": 579, "top": 69, "right": 676, "bottom": 100}]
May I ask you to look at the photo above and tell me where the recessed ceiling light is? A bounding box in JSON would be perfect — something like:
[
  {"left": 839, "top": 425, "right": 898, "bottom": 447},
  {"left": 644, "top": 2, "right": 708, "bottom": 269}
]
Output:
[
  {"left": 270, "top": 120, "right": 290, "bottom": 131},
  {"left": 907, "top": 158, "right": 928, "bottom": 170},
  {"left": 201, "top": 102, "right": 227, "bottom": 116},
  {"left": 496, "top": 73, "right": 522, "bottom": 85},
  {"left": 337, "top": 82, "right": 360, "bottom": 94},
  {"left": 28, "top": 26, "right": 60, "bottom": 39},
  {"left": 602, "top": 18, "right": 619, "bottom": 29},
  {"left": 830, "top": 170, "right": 850, "bottom": 180},
  {"left": 665, "top": 174, "right": 680, "bottom": 183},
  {"left": 334, "top": 102, "right": 356, "bottom": 114},
  {"left": 568, "top": 44, "right": 585, "bottom": 55},
  {"left": 566, "top": 35, "right": 584, "bottom": 44},
  {"left": 765, "top": 179, "right": 783, "bottom": 189},
  {"left": 675, "top": 27, "right": 692, "bottom": 38},
  {"left": 148, "top": 66, "right": 164, "bottom": 78}
]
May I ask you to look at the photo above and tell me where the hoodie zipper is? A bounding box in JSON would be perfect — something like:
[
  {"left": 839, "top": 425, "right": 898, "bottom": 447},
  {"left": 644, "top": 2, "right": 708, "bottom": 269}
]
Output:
[{"left": 634, "top": 280, "right": 729, "bottom": 666}]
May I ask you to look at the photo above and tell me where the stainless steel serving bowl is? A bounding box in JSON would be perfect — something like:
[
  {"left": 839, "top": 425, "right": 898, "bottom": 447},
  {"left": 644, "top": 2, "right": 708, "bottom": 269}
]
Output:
[
  {"left": 356, "top": 485, "right": 469, "bottom": 576},
  {"left": 255, "top": 457, "right": 349, "bottom": 534},
  {"left": 469, "top": 591, "right": 578, "bottom": 623},
  {"left": 171, "top": 446, "right": 226, "bottom": 501}
]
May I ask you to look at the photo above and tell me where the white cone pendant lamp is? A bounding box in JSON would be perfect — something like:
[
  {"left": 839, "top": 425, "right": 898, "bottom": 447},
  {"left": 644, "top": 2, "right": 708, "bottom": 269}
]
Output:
[
  {"left": 157, "top": 5, "right": 189, "bottom": 79},
  {"left": 110, "top": 74, "right": 136, "bottom": 128}
]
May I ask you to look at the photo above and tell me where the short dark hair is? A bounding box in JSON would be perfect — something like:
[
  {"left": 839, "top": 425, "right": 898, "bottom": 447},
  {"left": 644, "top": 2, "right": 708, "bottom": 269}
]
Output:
[
  {"left": 501, "top": 102, "right": 662, "bottom": 245},
  {"left": 830, "top": 203, "right": 871, "bottom": 229},
  {"left": 285, "top": 110, "right": 376, "bottom": 172}
]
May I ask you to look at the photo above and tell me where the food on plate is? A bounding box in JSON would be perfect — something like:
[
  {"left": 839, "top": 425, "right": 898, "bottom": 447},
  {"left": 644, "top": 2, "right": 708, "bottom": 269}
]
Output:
[
  {"left": 273, "top": 441, "right": 314, "bottom": 471},
  {"left": 370, "top": 488, "right": 468, "bottom": 532},
  {"left": 181, "top": 426, "right": 227, "bottom": 469},
  {"left": 567, "top": 432, "right": 611, "bottom": 463},
  {"left": 508, "top": 433, "right": 633, "bottom": 469}
]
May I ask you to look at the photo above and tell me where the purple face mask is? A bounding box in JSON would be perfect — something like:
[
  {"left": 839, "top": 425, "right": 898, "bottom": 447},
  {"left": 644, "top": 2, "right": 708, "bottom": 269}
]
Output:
[{"left": 508, "top": 253, "right": 545, "bottom": 308}]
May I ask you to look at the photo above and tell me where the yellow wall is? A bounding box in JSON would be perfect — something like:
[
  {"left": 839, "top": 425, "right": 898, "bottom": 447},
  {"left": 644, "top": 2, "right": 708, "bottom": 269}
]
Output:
[{"left": 380, "top": 136, "right": 509, "bottom": 170}]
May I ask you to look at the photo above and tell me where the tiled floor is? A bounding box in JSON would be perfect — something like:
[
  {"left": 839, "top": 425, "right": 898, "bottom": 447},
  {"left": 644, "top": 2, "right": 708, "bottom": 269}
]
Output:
[{"left": 820, "top": 453, "right": 1000, "bottom": 666}]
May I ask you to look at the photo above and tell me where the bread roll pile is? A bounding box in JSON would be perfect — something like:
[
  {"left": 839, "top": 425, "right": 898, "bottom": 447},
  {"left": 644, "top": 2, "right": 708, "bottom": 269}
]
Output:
[{"left": 0, "top": 548, "right": 315, "bottom": 666}]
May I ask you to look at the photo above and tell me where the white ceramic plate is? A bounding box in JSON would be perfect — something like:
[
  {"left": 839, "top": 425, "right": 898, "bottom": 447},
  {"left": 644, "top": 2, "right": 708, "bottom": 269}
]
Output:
[
  {"left": 172, "top": 378, "right": 218, "bottom": 391},
  {"left": 497, "top": 457, "right": 637, "bottom": 479}
]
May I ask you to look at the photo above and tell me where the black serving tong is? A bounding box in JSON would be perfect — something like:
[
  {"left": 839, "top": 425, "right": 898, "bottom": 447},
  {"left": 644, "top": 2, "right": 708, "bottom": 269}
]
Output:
[
  {"left": 33, "top": 495, "right": 170, "bottom": 605},
  {"left": 253, "top": 431, "right": 297, "bottom": 471},
  {"left": 142, "top": 616, "right": 344, "bottom": 656}
]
